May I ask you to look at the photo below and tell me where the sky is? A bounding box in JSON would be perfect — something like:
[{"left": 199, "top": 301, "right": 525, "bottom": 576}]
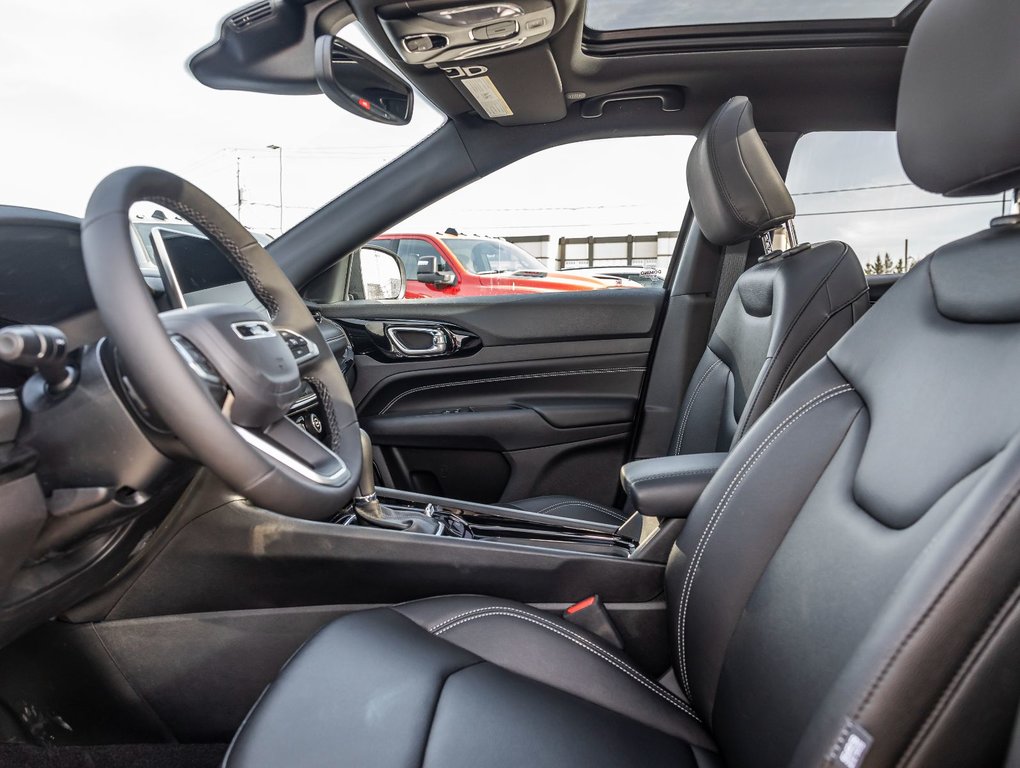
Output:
[
  {"left": 586, "top": 0, "right": 910, "bottom": 30},
  {"left": 0, "top": 1, "right": 444, "bottom": 235},
  {"left": 1, "top": 1, "right": 1007, "bottom": 264}
]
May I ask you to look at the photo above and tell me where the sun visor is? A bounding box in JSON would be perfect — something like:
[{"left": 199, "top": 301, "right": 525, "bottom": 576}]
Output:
[{"left": 440, "top": 44, "right": 566, "bottom": 125}]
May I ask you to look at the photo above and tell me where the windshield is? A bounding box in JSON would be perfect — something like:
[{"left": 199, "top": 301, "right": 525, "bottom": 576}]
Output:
[
  {"left": 441, "top": 238, "right": 546, "bottom": 275},
  {"left": 1, "top": 5, "right": 445, "bottom": 236}
]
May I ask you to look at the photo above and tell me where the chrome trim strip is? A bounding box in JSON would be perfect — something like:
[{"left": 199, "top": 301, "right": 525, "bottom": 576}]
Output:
[
  {"left": 231, "top": 320, "right": 276, "bottom": 339},
  {"left": 150, "top": 228, "right": 189, "bottom": 309},
  {"left": 385, "top": 325, "right": 449, "bottom": 357},
  {"left": 289, "top": 392, "right": 318, "bottom": 412},
  {"left": 235, "top": 426, "right": 351, "bottom": 487},
  {"left": 170, "top": 335, "right": 222, "bottom": 384}
]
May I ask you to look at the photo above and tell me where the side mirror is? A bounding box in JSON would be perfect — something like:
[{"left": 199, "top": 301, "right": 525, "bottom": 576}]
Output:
[
  {"left": 314, "top": 35, "right": 413, "bottom": 125},
  {"left": 416, "top": 256, "right": 457, "bottom": 287},
  {"left": 352, "top": 246, "right": 406, "bottom": 300}
]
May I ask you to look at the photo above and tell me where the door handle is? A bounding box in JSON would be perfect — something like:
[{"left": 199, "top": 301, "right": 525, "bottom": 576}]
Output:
[{"left": 385, "top": 325, "right": 450, "bottom": 357}]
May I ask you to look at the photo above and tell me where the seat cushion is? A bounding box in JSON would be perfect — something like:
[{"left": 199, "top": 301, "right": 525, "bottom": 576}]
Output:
[
  {"left": 224, "top": 596, "right": 717, "bottom": 768},
  {"left": 504, "top": 495, "right": 628, "bottom": 525}
]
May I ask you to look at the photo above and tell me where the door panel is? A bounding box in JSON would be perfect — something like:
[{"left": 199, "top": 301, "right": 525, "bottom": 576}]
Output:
[{"left": 322, "top": 289, "right": 663, "bottom": 505}]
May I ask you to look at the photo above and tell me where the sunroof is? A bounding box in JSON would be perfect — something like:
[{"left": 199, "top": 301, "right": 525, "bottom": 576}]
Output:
[{"left": 586, "top": 0, "right": 912, "bottom": 32}]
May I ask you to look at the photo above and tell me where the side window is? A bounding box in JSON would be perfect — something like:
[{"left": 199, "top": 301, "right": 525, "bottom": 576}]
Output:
[
  {"left": 786, "top": 132, "right": 1007, "bottom": 274},
  {"left": 396, "top": 238, "right": 448, "bottom": 278},
  {"left": 371, "top": 135, "right": 695, "bottom": 299}
]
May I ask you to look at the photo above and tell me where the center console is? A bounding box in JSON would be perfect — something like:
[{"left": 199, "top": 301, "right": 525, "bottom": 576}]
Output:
[
  {"left": 338, "top": 487, "right": 637, "bottom": 557},
  {"left": 334, "top": 428, "right": 727, "bottom": 565}
]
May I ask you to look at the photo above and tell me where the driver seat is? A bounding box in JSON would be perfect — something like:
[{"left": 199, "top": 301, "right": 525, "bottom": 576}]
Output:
[{"left": 224, "top": 2, "right": 1020, "bottom": 766}]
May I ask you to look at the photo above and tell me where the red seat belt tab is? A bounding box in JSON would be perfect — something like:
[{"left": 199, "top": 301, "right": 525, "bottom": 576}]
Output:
[{"left": 562, "top": 595, "right": 624, "bottom": 649}]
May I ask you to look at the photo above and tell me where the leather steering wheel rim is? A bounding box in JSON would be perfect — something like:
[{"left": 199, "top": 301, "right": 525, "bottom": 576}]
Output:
[{"left": 81, "top": 166, "right": 362, "bottom": 519}]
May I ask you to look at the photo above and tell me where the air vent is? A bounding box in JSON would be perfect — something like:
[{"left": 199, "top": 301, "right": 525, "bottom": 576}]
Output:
[{"left": 229, "top": 1, "right": 273, "bottom": 29}]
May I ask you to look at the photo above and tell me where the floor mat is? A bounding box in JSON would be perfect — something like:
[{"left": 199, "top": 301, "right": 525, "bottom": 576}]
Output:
[{"left": 0, "top": 743, "right": 227, "bottom": 767}]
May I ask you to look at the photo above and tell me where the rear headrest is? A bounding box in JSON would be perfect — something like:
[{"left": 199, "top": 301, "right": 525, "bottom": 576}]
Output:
[
  {"left": 898, "top": 0, "right": 1020, "bottom": 196},
  {"left": 687, "top": 96, "right": 795, "bottom": 247}
]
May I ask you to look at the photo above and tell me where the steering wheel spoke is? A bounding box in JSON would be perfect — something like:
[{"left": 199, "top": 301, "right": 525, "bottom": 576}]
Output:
[{"left": 233, "top": 416, "right": 351, "bottom": 487}]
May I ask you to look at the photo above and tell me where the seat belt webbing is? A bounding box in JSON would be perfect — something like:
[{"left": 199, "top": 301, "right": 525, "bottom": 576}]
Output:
[{"left": 709, "top": 241, "right": 750, "bottom": 334}]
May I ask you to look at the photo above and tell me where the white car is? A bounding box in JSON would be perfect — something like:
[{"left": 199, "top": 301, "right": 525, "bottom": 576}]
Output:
[{"left": 562, "top": 265, "right": 664, "bottom": 287}]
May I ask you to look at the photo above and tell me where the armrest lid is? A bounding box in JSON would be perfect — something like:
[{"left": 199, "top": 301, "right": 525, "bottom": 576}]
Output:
[{"left": 621, "top": 452, "right": 727, "bottom": 519}]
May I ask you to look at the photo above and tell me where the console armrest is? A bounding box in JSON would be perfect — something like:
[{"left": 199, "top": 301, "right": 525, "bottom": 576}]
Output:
[{"left": 621, "top": 452, "right": 728, "bottom": 518}]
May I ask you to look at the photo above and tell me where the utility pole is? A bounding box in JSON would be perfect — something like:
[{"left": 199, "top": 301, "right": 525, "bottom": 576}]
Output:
[
  {"left": 903, "top": 238, "right": 909, "bottom": 272},
  {"left": 235, "top": 154, "right": 243, "bottom": 223},
  {"left": 267, "top": 144, "right": 283, "bottom": 234}
]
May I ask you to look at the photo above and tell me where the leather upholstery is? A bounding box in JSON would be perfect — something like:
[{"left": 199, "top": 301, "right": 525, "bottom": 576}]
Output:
[
  {"left": 225, "top": 596, "right": 720, "bottom": 768},
  {"left": 620, "top": 452, "right": 727, "bottom": 519},
  {"left": 929, "top": 227, "right": 1020, "bottom": 323},
  {"left": 667, "top": 241, "right": 1020, "bottom": 767},
  {"left": 670, "top": 240, "right": 868, "bottom": 455},
  {"left": 897, "top": 0, "right": 1020, "bottom": 196},
  {"left": 686, "top": 97, "right": 795, "bottom": 246}
]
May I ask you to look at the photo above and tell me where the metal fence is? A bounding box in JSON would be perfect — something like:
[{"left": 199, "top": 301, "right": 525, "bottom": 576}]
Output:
[{"left": 505, "top": 232, "right": 680, "bottom": 272}]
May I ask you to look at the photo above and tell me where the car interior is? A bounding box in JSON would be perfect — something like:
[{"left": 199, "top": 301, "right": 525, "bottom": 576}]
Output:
[{"left": 0, "top": 0, "right": 1019, "bottom": 766}]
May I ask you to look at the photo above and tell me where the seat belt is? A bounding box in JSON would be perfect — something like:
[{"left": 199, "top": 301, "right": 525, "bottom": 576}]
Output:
[{"left": 709, "top": 241, "right": 750, "bottom": 334}]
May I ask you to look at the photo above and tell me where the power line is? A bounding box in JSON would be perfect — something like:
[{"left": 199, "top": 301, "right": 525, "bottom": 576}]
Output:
[
  {"left": 797, "top": 200, "right": 1001, "bottom": 217},
  {"left": 791, "top": 182, "right": 914, "bottom": 197}
]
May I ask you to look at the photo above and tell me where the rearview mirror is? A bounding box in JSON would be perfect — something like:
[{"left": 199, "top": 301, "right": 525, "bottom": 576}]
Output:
[
  {"left": 416, "top": 256, "right": 457, "bottom": 287},
  {"left": 314, "top": 35, "right": 413, "bottom": 125}
]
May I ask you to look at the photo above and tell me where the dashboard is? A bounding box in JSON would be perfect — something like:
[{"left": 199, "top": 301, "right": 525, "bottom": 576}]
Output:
[
  {"left": 0, "top": 205, "right": 355, "bottom": 396},
  {"left": 0, "top": 204, "right": 357, "bottom": 646}
]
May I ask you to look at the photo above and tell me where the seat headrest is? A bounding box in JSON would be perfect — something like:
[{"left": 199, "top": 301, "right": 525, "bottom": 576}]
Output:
[
  {"left": 686, "top": 96, "right": 795, "bottom": 247},
  {"left": 897, "top": 0, "right": 1020, "bottom": 196}
]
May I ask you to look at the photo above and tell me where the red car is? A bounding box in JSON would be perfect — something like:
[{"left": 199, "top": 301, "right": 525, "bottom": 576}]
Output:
[{"left": 368, "top": 232, "right": 629, "bottom": 298}]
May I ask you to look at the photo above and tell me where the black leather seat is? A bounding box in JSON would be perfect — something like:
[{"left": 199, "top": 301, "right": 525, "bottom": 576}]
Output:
[
  {"left": 508, "top": 97, "right": 869, "bottom": 525},
  {"left": 225, "top": 2, "right": 1020, "bottom": 766}
]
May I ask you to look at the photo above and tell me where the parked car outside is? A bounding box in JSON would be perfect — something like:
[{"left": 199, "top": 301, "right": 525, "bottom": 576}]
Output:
[
  {"left": 369, "top": 231, "right": 637, "bottom": 298},
  {"left": 562, "top": 265, "right": 664, "bottom": 287}
]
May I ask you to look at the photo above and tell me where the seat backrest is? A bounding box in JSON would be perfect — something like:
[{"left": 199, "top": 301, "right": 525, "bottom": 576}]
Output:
[
  {"left": 667, "top": 3, "right": 1020, "bottom": 766},
  {"left": 669, "top": 97, "right": 869, "bottom": 455}
]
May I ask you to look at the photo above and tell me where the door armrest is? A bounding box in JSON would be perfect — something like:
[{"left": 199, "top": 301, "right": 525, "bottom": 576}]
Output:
[{"left": 621, "top": 452, "right": 727, "bottom": 519}]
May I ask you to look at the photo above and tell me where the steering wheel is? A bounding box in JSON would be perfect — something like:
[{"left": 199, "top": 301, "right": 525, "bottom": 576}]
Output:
[{"left": 80, "top": 167, "right": 362, "bottom": 519}]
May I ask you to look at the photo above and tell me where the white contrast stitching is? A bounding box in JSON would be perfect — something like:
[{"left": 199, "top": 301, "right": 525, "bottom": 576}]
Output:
[
  {"left": 430, "top": 606, "right": 700, "bottom": 721},
  {"left": 534, "top": 500, "right": 627, "bottom": 522},
  {"left": 429, "top": 606, "right": 504, "bottom": 633},
  {"left": 379, "top": 367, "right": 646, "bottom": 414},
  {"left": 676, "top": 384, "right": 855, "bottom": 698},
  {"left": 672, "top": 359, "right": 724, "bottom": 454}
]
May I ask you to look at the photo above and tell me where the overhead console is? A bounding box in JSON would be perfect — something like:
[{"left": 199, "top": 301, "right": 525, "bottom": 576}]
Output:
[
  {"left": 378, "top": 1, "right": 555, "bottom": 66},
  {"left": 189, "top": 0, "right": 571, "bottom": 128},
  {"left": 375, "top": 0, "right": 566, "bottom": 125}
]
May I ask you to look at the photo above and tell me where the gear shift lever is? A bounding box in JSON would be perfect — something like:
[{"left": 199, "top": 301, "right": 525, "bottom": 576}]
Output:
[{"left": 354, "top": 430, "right": 442, "bottom": 535}]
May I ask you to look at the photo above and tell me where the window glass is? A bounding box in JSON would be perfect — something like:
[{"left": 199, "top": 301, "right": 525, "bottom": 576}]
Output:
[
  {"left": 374, "top": 135, "right": 695, "bottom": 300},
  {"left": 1, "top": 9, "right": 445, "bottom": 237},
  {"left": 396, "top": 239, "right": 448, "bottom": 275},
  {"left": 786, "top": 132, "right": 1008, "bottom": 274},
  {"left": 586, "top": 0, "right": 909, "bottom": 31},
  {"left": 441, "top": 238, "right": 545, "bottom": 275}
]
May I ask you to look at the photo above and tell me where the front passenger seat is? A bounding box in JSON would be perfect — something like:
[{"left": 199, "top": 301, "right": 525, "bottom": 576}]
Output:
[
  {"left": 221, "top": 4, "right": 1020, "bottom": 764},
  {"left": 509, "top": 96, "right": 870, "bottom": 525}
]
